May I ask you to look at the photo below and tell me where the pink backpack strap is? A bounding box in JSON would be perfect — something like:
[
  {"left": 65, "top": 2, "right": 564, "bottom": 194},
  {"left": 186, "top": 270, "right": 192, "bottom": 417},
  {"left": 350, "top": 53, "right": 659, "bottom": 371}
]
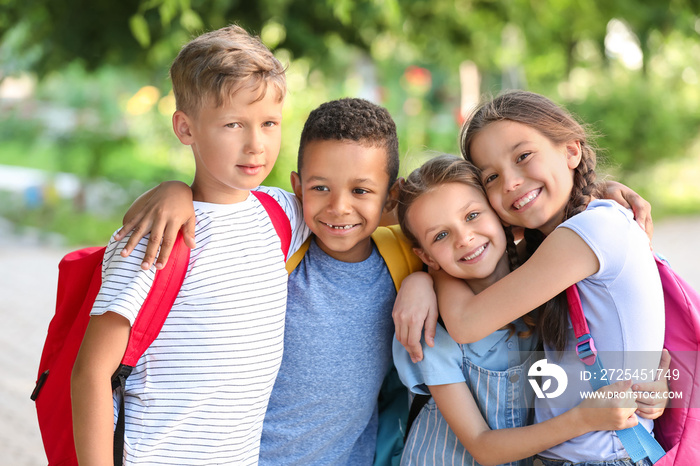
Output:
[
  {"left": 566, "top": 284, "right": 666, "bottom": 463},
  {"left": 566, "top": 285, "right": 598, "bottom": 366},
  {"left": 251, "top": 190, "right": 292, "bottom": 260}
]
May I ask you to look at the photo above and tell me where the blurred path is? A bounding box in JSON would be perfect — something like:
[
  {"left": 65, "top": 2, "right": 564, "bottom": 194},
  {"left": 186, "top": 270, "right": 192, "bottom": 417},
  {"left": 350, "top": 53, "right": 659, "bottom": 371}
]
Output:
[
  {"left": 1, "top": 217, "right": 699, "bottom": 465},
  {"left": 650, "top": 216, "right": 700, "bottom": 290},
  {"left": 0, "top": 222, "right": 71, "bottom": 465}
]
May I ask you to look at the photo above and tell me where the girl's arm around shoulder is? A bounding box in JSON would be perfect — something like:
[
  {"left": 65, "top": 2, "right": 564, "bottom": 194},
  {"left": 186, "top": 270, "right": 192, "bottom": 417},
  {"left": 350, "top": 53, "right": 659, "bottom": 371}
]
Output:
[
  {"left": 437, "top": 227, "right": 599, "bottom": 344},
  {"left": 430, "top": 379, "right": 638, "bottom": 466},
  {"left": 71, "top": 312, "right": 131, "bottom": 466}
]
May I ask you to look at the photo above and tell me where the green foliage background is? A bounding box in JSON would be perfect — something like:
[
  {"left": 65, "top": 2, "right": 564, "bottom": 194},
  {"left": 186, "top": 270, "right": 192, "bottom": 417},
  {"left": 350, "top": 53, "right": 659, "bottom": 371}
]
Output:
[{"left": 1, "top": 0, "right": 699, "bottom": 245}]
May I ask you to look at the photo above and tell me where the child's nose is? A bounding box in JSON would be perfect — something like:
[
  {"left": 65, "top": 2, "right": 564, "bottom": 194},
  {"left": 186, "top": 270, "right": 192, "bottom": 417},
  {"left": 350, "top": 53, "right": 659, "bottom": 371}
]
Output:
[
  {"left": 329, "top": 192, "right": 352, "bottom": 214},
  {"left": 502, "top": 168, "right": 522, "bottom": 193},
  {"left": 456, "top": 226, "right": 474, "bottom": 248},
  {"left": 244, "top": 128, "right": 265, "bottom": 155}
]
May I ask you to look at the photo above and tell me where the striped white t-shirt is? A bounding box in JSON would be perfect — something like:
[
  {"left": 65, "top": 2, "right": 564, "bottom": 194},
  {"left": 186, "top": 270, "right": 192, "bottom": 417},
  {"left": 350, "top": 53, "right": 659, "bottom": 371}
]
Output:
[{"left": 91, "top": 187, "right": 307, "bottom": 465}]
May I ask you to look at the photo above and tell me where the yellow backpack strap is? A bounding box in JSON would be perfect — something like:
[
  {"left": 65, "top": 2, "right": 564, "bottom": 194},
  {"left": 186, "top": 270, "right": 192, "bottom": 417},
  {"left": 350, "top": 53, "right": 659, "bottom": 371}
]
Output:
[
  {"left": 286, "top": 236, "right": 312, "bottom": 274},
  {"left": 371, "top": 225, "right": 424, "bottom": 291}
]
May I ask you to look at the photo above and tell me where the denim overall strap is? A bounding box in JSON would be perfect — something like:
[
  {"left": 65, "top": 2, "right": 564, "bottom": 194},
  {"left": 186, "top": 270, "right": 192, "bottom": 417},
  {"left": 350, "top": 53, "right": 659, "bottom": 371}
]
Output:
[{"left": 566, "top": 285, "right": 665, "bottom": 464}]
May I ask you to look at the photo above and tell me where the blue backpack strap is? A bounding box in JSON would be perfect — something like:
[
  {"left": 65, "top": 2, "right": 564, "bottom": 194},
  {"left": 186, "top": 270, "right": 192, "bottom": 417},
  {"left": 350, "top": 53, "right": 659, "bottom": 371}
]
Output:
[{"left": 566, "top": 285, "right": 666, "bottom": 464}]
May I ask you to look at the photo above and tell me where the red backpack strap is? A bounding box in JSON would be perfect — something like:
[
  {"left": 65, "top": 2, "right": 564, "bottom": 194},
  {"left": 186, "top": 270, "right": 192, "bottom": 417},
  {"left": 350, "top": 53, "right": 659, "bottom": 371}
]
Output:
[
  {"left": 251, "top": 190, "right": 292, "bottom": 260},
  {"left": 120, "top": 233, "right": 191, "bottom": 366},
  {"left": 112, "top": 233, "right": 190, "bottom": 465}
]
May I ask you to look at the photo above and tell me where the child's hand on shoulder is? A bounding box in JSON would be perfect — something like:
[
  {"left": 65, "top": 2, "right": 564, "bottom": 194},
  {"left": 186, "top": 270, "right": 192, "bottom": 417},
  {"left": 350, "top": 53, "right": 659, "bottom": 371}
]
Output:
[
  {"left": 115, "top": 181, "right": 196, "bottom": 270},
  {"left": 603, "top": 180, "right": 653, "bottom": 240},
  {"left": 393, "top": 271, "right": 438, "bottom": 363},
  {"left": 576, "top": 379, "right": 638, "bottom": 432}
]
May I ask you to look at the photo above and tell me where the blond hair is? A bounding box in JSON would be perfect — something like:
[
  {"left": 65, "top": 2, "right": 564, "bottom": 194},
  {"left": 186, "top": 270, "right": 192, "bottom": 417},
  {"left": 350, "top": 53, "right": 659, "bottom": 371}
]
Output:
[{"left": 170, "top": 25, "right": 286, "bottom": 115}]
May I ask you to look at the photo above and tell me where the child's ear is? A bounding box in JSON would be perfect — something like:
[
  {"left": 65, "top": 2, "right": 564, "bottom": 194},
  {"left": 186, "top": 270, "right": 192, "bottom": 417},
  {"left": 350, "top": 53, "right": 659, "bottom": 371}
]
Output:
[
  {"left": 377, "top": 179, "right": 403, "bottom": 227},
  {"left": 383, "top": 178, "right": 403, "bottom": 214},
  {"left": 173, "top": 111, "right": 194, "bottom": 145},
  {"left": 290, "top": 171, "right": 303, "bottom": 201},
  {"left": 412, "top": 247, "right": 440, "bottom": 271},
  {"left": 566, "top": 140, "right": 582, "bottom": 169}
]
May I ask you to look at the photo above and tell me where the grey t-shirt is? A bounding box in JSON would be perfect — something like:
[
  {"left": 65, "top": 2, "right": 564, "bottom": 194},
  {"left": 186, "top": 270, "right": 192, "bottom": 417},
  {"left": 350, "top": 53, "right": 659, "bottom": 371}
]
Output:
[{"left": 259, "top": 237, "right": 397, "bottom": 465}]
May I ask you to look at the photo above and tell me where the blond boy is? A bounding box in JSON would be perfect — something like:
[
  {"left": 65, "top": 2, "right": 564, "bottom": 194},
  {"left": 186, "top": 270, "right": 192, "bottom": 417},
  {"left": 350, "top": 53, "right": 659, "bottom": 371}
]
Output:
[{"left": 71, "top": 25, "right": 308, "bottom": 465}]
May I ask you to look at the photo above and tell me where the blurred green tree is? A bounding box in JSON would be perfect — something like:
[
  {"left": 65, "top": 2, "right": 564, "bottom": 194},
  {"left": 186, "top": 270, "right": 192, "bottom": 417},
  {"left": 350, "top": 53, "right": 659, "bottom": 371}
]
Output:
[
  {"left": 2, "top": 0, "right": 697, "bottom": 79},
  {"left": 1, "top": 0, "right": 699, "bottom": 245}
]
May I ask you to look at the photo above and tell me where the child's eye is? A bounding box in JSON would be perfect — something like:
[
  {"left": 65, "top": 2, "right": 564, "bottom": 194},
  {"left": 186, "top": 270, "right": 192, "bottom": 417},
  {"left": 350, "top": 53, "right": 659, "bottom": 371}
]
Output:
[
  {"left": 483, "top": 173, "right": 497, "bottom": 184},
  {"left": 353, "top": 188, "right": 370, "bottom": 195},
  {"left": 433, "top": 231, "right": 448, "bottom": 242},
  {"left": 225, "top": 122, "right": 242, "bottom": 129},
  {"left": 466, "top": 212, "right": 479, "bottom": 222},
  {"left": 263, "top": 121, "right": 279, "bottom": 127},
  {"left": 516, "top": 152, "right": 531, "bottom": 163},
  {"left": 311, "top": 186, "right": 329, "bottom": 192}
]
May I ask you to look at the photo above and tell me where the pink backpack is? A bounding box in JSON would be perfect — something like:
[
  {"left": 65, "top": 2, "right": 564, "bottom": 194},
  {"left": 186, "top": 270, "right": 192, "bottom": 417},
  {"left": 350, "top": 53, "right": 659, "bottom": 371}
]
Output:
[
  {"left": 652, "top": 255, "right": 700, "bottom": 463},
  {"left": 568, "top": 254, "right": 700, "bottom": 464}
]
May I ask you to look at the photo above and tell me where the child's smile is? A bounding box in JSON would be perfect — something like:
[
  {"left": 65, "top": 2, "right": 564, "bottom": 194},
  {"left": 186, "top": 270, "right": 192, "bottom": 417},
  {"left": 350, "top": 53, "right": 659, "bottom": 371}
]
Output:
[
  {"left": 512, "top": 187, "right": 542, "bottom": 211},
  {"left": 469, "top": 120, "right": 581, "bottom": 235},
  {"left": 459, "top": 243, "right": 488, "bottom": 262},
  {"left": 321, "top": 221, "right": 360, "bottom": 230},
  {"left": 291, "top": 139, "right": 391, "bottom": 263},
  {"left": 407, "top": 182, "right": 510, "bottom": 291}
]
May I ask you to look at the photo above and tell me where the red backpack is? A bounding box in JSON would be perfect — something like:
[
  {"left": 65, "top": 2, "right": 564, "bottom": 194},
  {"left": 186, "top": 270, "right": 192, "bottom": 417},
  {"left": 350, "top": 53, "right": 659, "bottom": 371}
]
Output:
[
  {"left": 31, "top": 190, "right": 292, "bottom": 466},
  {"left": 568, "top": 254, "right": 700, "bottom": 464}
]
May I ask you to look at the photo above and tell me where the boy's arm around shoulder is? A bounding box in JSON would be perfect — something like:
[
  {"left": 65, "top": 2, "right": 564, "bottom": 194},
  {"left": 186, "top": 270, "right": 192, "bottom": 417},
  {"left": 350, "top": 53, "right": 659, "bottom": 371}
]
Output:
[
  {"left": 116, "top": 181, "right": 196, "bottom": 271},
  {"left": 71, "top": 311, "right": 130, "bottom": 466},
  {"left": 116, "top": 182, "right": 313, "bottom": 271}
]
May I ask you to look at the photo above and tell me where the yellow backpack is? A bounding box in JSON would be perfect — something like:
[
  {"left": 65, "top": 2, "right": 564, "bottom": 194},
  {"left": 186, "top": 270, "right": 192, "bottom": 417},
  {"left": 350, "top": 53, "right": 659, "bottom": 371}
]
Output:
[{"left": 285, "top": 224, "right": 423, "bottom": 466}]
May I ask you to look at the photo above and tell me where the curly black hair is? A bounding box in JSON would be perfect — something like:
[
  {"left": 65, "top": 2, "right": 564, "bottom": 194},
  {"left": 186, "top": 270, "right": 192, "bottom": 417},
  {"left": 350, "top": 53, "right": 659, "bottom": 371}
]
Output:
[{"left": 298, "top": 98, "right": 400, "bottom": 189}]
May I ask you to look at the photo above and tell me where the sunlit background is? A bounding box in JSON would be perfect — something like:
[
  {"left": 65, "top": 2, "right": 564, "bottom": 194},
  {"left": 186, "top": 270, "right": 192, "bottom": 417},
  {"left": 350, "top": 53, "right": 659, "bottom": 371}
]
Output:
[
  {"left": 1, "top": 0, "right": 699, "bottom": 247},
  {"left": 2, "top": 3, "right": 700, "bottom": 463}
]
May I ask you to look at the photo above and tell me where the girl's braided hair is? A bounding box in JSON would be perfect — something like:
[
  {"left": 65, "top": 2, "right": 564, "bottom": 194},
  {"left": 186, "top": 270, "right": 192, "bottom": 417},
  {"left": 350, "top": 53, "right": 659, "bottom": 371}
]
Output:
[
  {"left": 397, "top": 154, "right": 535, "bottom": 338},
  {"left": 460, "top": 91, "right": 605, "bottom": 351}
]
